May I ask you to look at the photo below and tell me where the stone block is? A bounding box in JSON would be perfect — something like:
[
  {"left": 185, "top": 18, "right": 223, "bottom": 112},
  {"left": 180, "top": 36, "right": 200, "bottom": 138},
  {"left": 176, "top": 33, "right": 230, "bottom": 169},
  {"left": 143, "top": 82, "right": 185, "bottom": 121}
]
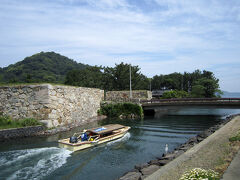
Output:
[
  {"left": 52, "top": 120, "right": 59, "bottom": 127},
  {"left": 158, "top": 159, "right": 170, "bottom": 166},
  {"left": 19, "top": 94, "right": 27, "bottom": 99},
  {"left": 119, "top": 172, "right": 142, "bottom": 180},
  {"left": 161, "top": 153, "right": 176, "bottom": 160},
  {"left": 40, "top": 120, "right": 53, "bottom": 128},
  {"left": 140, "top": 165, "right": 159, "bottom": 176},
  {"left": 15, "top": 103, "right": 21, "bottom": 107},
  {"left": 135, "top": 163, "right": 149, "bottom": 171}
]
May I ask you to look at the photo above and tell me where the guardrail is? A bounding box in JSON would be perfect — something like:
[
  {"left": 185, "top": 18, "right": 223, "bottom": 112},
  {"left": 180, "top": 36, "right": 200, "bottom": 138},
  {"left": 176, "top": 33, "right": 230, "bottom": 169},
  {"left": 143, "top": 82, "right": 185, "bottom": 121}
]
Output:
[{"left": 140, "top": 98, "right": 240, "bottom": 104}]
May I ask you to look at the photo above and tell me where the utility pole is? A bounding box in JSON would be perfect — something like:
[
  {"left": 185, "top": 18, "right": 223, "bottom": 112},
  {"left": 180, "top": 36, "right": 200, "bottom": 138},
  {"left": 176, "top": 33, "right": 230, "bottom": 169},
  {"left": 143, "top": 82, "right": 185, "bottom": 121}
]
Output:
[
  {"left": 130, "top": 65, "right": 132, "bottom": 99},
  {"left": 150, "top": 78, "right": 152, "bottom": 91}
]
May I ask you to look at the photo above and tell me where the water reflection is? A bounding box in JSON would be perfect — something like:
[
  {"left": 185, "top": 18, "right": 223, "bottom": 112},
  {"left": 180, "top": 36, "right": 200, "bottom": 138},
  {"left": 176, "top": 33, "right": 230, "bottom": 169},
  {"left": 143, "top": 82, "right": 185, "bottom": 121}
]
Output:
[{"left": 0, "top": 107, "right": 240, "bottom": 180}]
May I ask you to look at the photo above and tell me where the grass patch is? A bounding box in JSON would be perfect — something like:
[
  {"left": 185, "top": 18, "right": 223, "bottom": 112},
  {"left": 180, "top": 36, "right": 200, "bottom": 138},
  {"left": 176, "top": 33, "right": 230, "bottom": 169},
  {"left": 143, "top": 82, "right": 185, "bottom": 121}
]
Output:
[
  {"left": 98, "top": 102, "right": 143, "bottom": 118},
  {"left": 0, "top": 82, "right": 65, "bottom": 87},
  {"left": 0, "top": 82, "right": 91, "bottom": 88},
  {"left": 229, "top": 131, "right": 240, "bottom": 142},
  {"left": 214, "top": 134, "right": 240, "bottom": 176},
  {"left": 0, "top": 115, "right": 43, "bottom": 130}
]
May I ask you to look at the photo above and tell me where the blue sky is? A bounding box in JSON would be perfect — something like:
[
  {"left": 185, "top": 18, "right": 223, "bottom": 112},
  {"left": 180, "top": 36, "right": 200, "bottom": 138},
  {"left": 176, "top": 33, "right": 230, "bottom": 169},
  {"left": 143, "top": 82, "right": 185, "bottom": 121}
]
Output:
[{"left": 0, "top": 0, "right": 240, "bottom": 92}]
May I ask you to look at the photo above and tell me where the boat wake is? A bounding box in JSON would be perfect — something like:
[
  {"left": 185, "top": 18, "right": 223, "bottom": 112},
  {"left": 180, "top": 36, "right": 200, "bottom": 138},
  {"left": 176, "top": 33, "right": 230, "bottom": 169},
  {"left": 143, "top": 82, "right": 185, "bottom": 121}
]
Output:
[
  {"left": 106, "top": 132, "right": 131, "bottom": 146},
  {"left": 0, "top": 147, "right": 71, "bottom": 180}
]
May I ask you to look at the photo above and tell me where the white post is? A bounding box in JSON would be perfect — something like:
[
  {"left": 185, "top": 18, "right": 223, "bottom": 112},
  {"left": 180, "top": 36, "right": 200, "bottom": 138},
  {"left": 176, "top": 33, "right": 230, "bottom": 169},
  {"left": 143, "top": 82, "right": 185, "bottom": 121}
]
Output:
[{"left": 130, "top": 65, "right": 132, "bottom": 99}]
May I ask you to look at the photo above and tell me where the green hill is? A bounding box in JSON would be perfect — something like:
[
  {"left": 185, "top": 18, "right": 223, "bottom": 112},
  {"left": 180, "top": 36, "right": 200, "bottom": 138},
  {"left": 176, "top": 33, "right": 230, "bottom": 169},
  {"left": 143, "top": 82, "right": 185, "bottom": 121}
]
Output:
[{"left": 0, "top": 52, "right": 87, "bottom": 84}]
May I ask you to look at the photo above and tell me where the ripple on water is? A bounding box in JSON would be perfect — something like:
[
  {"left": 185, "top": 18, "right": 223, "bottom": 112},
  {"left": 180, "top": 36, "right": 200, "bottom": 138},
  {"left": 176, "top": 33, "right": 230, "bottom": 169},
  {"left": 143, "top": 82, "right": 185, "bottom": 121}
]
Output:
[{"left": 0, "top": 147, "right": 71, "bottom": 180}]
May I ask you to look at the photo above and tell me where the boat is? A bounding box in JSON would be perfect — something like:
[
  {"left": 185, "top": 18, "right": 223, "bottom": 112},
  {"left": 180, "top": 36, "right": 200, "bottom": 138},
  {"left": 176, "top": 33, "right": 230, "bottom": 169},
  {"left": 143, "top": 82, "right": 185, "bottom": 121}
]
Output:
[{"left": 58, "top": 124, "right": 131, "bottom": 152}]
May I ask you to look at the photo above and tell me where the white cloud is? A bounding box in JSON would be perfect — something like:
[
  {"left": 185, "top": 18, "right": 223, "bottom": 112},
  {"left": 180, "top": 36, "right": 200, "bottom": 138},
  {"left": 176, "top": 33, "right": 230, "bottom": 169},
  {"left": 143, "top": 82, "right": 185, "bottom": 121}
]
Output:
[{"left": 0, "top": 0, "right": 240, "bottom": 91}]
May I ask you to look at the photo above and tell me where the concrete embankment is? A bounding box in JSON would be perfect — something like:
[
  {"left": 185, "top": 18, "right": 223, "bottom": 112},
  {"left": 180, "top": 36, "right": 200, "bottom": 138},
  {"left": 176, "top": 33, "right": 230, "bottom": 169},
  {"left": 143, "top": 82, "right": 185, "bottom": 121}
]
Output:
[
  {"left": 119, "top": 114, "right": 240, "bottom": 180},
  {"left": 145, "top": 115, "right": 240, "bottom": 180},
  {"left": 0, "top": 125, "right": 44, "bottom": 141}
]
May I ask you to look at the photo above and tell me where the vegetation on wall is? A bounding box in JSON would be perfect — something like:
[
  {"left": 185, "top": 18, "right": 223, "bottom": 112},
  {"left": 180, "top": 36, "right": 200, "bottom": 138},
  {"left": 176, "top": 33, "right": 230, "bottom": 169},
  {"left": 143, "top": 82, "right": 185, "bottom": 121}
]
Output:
[
  {"left": 98, "top": 102, "right": 143, "bottom": 118},
  {"left": 0, "top": 114, "right": 43, "bottom": 129}
]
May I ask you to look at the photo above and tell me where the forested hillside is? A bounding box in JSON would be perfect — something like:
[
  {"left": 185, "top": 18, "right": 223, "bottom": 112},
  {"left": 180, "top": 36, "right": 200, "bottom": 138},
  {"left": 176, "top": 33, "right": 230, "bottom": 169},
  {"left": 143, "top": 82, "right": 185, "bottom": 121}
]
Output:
[
  {"left": 0, "top": 51, "right": 221, "bottom": 98},
  {"left": 0, "top": 52, "right": 87, "bottom": 83}
]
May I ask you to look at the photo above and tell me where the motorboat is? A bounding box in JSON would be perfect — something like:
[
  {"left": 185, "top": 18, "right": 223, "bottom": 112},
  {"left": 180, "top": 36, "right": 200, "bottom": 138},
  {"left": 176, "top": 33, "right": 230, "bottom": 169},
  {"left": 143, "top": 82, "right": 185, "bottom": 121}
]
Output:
[{"left": 58, "top": 124, "right": 130, "bottom": 152}]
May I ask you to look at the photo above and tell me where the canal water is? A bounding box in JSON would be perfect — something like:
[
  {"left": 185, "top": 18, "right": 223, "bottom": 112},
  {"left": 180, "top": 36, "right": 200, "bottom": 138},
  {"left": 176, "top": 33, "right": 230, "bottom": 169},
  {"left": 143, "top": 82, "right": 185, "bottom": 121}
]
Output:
[{"left": 0, "top": 107, "right": 240, "bottom": 180}]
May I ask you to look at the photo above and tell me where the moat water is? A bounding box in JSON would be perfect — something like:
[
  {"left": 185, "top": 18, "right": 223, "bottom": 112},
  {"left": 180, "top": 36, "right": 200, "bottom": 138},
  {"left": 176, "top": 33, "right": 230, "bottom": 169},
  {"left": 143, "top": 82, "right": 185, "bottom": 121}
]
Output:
[{"left": 0, "top": 106, "right": 240, "bottom": 180}]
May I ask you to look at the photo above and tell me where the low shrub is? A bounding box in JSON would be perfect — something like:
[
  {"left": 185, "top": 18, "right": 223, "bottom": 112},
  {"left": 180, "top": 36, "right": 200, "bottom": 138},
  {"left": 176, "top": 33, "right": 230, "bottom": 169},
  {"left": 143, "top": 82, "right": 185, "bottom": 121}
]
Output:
[
  {"left": 0, "top": 115, "right": 13, "bottom": 126},
  {"left": 162, "top": 90, "right": 189, "bottom": 99},
  {"left": 179, "top": 168, "right": 220, "bottom": 180},
  {"left": 98, "top": 102, "right": 143, "bottom": 118}
]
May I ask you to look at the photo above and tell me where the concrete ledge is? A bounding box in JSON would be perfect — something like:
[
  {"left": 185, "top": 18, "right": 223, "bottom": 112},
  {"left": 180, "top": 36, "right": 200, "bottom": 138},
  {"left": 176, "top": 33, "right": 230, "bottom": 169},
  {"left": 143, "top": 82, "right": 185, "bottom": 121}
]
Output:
[{"left": 0, "top": 125, "right": 45, "bottom": 141}]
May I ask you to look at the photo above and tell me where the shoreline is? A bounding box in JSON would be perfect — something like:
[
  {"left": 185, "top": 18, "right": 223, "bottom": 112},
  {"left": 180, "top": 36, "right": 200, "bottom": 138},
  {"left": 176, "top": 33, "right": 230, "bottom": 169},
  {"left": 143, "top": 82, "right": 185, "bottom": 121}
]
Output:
[
  {"left": 119, "top": 113, "right": 240, "bottom": 180},
  {"left": 0, "top": 115, "right": 107, "bottom": 141}
]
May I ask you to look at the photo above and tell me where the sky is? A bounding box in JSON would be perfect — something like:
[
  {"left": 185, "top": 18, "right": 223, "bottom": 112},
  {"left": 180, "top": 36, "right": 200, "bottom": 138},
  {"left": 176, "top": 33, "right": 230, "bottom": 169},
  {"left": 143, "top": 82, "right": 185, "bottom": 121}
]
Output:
[{"left": 0, "top": 0, "right": 240, "bottom": 92}]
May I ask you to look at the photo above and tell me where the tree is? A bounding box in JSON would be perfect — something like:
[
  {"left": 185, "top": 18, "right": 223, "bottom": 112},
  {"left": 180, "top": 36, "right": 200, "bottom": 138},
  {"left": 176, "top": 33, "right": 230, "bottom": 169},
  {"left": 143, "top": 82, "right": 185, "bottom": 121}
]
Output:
[
  {"left": 0, "top": 68, "right": 3, "bottom": 83},
  {"left": 65, "top": 66, "right": 103, "bottom": 88},
  {"left": 102, "top": 67, "right": 115, "bottom": 91},
  {"left": 111, "top": 62, "right": 149, "bottom": 90},
  {"left": 193, "top": 78, "right": 220, "bottom": 98},
  {"left": 191, "top": 85, "right": 205, "bottom": 98},
  {"left": 152, "top": 75, "right": 165, "bottom": 90},
  {"left": 152, "top": 70, "right": 220, "bottom": 98},
  {"left": 65, "top": 62, "right": 149, "bottom": 91},
  {"left": 152, "top": 73, "right": 184, "bottom": 90}
]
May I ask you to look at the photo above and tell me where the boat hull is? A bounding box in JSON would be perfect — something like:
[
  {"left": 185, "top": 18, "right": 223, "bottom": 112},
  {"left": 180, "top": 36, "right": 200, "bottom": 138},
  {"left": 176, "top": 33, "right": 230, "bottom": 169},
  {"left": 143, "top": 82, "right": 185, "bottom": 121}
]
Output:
[{"left": 58, "top": 126, "right": 130, "bottom": 152}]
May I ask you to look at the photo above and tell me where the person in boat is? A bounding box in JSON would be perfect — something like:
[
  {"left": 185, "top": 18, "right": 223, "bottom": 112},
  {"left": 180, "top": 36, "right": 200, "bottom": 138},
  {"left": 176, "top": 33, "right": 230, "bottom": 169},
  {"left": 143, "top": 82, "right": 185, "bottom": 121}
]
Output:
[{"left": 81, "top": 129, "right": 88, "bottom": 141}]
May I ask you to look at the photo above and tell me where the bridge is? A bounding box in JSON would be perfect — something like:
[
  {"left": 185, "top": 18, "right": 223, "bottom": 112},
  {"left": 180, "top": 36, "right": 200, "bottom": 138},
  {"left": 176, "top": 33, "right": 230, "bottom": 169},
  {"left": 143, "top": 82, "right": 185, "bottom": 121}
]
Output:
[{"left": 141, "top": 98, "right": 240, "bottom": 109}]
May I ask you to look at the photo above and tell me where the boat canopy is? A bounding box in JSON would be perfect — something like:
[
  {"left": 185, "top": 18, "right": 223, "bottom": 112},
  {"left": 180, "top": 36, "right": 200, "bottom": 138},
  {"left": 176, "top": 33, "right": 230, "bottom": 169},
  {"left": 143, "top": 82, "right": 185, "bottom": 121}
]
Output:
[{"left": 88, "top": 124, "right": 125, "bottom": 135}]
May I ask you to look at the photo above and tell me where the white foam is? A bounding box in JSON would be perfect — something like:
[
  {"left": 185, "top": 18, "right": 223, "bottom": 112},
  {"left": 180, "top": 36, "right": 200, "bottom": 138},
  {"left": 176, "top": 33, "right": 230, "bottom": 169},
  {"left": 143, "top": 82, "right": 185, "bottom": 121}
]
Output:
[
  {"left": 107, "top": 132, "right": 131, "bottom": 146},
  {"left": 0, "top": 147, "right": 71, "bottom": 180},
  {"left": 0, "top": 147, "right": 60, "bottom": 167}
]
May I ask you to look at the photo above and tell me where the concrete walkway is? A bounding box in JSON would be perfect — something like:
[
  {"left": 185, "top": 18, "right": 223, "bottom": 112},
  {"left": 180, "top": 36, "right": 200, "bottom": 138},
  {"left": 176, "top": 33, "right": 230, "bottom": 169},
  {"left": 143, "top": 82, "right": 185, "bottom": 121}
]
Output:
[{"left": 222, "top": 150, "right": 240, "bottom": 180}]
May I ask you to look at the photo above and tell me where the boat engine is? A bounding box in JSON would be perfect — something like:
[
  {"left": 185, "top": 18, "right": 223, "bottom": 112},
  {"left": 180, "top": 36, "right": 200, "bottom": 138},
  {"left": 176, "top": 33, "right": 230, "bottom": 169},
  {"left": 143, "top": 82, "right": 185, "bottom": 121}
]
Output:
[{"left": 69, "top": 136, "right": 78, "bottom": 143}]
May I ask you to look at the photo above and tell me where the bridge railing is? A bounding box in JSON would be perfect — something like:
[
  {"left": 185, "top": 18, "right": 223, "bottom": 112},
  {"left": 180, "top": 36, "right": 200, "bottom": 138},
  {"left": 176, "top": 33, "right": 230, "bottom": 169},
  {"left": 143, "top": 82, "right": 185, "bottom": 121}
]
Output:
[{"left": 140, "top": 98, "right": 240, "bottom": 104}]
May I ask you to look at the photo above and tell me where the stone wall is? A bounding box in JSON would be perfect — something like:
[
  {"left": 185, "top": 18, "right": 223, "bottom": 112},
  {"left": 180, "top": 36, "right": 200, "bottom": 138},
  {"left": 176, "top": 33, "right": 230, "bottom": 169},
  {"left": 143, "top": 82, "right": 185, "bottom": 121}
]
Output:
[
  {"left": 105, "top": 90, "right": 152, "bottom": 102},
  {"left": 0, "top": 84, "right": 104, "bottom": 128}
]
